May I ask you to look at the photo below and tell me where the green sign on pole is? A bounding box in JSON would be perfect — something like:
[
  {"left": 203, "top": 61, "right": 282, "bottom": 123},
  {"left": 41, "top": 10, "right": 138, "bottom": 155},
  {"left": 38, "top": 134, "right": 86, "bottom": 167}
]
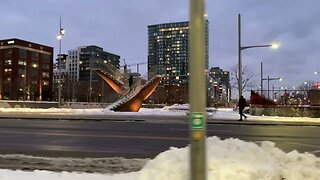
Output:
[{"left": 191, "top": 112, "right": 204, "bottom": 130}]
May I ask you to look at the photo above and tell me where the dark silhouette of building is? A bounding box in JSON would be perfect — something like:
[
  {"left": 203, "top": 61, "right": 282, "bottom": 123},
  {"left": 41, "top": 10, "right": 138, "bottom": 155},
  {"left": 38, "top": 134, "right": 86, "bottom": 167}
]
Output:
[
  {"left": 0, "top": 38, "right": 53, "bottom": 101},
  {"left": 79, "top": 45, "right": 120, "bottom": 81}
]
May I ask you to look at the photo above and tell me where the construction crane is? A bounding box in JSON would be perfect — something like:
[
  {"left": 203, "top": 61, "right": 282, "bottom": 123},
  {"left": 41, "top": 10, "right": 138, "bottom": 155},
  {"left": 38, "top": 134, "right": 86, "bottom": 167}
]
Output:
[{"left": 120, "top": 59, "right": 147, "bottom": 74}]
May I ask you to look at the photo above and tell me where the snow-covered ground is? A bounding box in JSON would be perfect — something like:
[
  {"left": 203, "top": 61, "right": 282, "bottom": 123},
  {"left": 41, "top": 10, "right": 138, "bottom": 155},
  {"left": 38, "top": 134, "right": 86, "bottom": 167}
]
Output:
[
  {"left": 0, "top": 104, "right": 319, "bottom": 179},
  {"left": 1, "top": 104, "right": 320, "bottom": 123}
]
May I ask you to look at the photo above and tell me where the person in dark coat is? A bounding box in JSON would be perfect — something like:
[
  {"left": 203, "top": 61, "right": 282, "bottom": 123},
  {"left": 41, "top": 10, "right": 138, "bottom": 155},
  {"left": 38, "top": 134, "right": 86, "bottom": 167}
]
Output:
[
  {"left": 128, "top": 75, "right": 133, "bottom": 88},
  {"left": 238, "top": 95, "right": 247, "bottom": 121}
]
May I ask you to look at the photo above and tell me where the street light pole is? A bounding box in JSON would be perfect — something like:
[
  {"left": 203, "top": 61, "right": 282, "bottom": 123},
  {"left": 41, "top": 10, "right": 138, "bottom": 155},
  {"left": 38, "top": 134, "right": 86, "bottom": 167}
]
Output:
[
  {"left": 189, "top": 0, "right": 207, "bottom": 179},
  {"left": 89, "top": 56, "right": 93, "bottom": 102},
  {"left": 58, "top": 35, "right": 62, "bottom": 105},
  {"left": 262, "top": 75, "right": 282, "bottom": 99},
  {"left": 268, "top": 76, "right": 270, "bottom": 98},
  {"left": 57, "top": 17, "right": 65, "bottom": 105},
  {"left": 238, "top": 14, "right": 242, "bottom": 100},
  {"left": 237, "top": 14, "right": 279, "bottom": 99},
  {"left": 260, "top": 62, "right": 263, "bottom": 95}
]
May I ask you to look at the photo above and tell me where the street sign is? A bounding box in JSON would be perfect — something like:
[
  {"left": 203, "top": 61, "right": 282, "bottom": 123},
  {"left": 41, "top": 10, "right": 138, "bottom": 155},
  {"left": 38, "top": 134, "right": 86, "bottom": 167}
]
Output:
[{"left": 191, "top": 112, "right": 204, "bottom": 130}]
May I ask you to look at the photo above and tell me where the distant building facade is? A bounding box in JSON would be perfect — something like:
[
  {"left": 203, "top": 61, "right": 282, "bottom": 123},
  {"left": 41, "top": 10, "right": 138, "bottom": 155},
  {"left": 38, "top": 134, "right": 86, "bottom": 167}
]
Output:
[
  {"left": 0, "top": 38, "right": 53, "bottom": 101},
  {"left": 53, "top": 54, "right": 68, "bottom": 101},
  {"left": 208, "top": 67, "right": 231, "bottom": 106},
  {"left": 147, "top": 21, "right": 209, "bottom": 104},
  {"left": 147, "top": 21, "right": 209, "bottom": 86},
  {"left": 53, "top": 45, "right": 121, "bottom": 102},
  {"left": 67, "top": 46, "right": 84, "bottom": 82},
  {"left": 78, "top": 45, "right": 120, "bottom": 81}
]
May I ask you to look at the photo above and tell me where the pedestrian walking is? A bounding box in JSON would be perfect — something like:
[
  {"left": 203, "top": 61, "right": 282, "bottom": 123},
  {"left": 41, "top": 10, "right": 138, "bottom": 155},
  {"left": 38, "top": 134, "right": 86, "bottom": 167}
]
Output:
[
  {"left": 238, "top": 95, "right": 247, "bottom": 121},
  {"left": 129, "top": 75, "right": 133, "bottom": 87}
]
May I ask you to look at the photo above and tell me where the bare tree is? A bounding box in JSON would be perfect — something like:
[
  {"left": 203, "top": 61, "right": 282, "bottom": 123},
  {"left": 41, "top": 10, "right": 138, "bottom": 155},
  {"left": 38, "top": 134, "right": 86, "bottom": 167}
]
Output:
[
  {"left": 297, "top": 81, "right": 314, "bottom": 98},
  {"left": 297, "top": 81, "right": 314, "bottom": 91},
  {"left": 230, "top": 65, "right": 255, "bottom": 97}
]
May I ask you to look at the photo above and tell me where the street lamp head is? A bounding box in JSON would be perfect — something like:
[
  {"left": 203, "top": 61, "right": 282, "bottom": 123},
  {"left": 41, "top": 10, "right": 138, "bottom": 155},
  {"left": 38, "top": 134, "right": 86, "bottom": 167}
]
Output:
[
  {"left": 271, "top": 43, "right": 280, "bottom": 49},
  {"left": 279, "top": 78, "right": 283, "bottom": 82},
  {"left": 315, "top": 71, "right": 318, "bottom": 75},
  {"left": 60, "top": 28, "right": 65, "bottom": 35},
  {"left": 57, "top": 34, "right": 62, "bottom": 40}
]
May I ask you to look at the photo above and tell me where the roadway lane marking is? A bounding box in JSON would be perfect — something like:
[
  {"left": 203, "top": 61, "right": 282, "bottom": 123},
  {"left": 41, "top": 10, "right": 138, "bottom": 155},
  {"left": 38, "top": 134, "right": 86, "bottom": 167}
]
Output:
[
  {"left": 254, "top": 140, "right": 320, "bottom": 149},
  {"left": 170, "top": 128, "right": 232, "bottom": 133},
  {"left": 283, "top": 142, "right": 320, "bottom": 149},
  {"left": 309, "top": 150, "right": 320, "bottom": 153},
  {"left": 0, "top": 130, "right": 188, "bottom": 141}
]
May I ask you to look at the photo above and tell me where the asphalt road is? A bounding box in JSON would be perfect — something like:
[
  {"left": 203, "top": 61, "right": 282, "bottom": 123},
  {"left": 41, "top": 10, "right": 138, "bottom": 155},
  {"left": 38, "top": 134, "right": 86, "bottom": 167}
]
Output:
[{"left": 0, "top": 118, "right": 318, "bottom": 158}]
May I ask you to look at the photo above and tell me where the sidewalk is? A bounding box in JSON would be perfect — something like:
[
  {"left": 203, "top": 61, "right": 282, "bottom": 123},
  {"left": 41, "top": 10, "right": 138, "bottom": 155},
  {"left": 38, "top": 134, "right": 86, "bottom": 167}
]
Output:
[
  {"left": 0, "top": 107, "right": 319, "bottom": 127},
  {"left": 210, "top": 108, "right": 320, "bottom": 126}
]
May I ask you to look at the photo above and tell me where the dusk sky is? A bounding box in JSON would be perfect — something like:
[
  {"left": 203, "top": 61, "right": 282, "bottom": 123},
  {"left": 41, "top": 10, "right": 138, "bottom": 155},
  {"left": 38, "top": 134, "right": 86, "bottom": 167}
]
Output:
[{"left": 1, "top": 0, "right": 319, "bottom": 93}]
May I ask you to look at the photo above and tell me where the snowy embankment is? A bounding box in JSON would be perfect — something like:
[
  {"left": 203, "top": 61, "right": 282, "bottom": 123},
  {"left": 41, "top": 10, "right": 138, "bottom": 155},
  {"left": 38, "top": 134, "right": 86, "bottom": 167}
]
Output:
[{"left": 0, "top": 136, "right": 319, "bottom": 180}]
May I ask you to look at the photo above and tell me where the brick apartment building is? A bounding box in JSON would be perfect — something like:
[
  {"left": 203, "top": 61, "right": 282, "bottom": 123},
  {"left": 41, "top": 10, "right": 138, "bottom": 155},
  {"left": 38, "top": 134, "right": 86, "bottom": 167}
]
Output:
[{"left": 0, "top": 38, "right": 54, "bottom": 101}]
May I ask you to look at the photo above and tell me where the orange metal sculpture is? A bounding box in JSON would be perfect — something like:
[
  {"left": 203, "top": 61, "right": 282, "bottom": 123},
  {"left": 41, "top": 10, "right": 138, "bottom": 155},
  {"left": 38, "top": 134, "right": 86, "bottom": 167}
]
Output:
[
  {"left": 94, "top": 70, "right": 161, "bottom": 112},
  {"left": 94, "top": 70, "right": 126, "bottom": 95},
  {"left": 112, "top": 76, "right": 162, "bottom": 112}
]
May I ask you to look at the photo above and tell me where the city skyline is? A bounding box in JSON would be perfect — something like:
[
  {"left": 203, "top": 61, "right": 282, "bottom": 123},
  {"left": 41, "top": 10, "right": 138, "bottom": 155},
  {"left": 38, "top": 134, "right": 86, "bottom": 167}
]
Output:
[{"left": 1, "top": 0, "right": 320, "bottom": 93}]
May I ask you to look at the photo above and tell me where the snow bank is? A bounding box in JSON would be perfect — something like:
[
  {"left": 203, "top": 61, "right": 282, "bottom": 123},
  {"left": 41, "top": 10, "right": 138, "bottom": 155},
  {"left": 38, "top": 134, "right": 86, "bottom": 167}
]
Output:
[
  {"left": 0, "top": 137, "right": 318, "bottom": 180},
  {"left": 135, "top": 136, "right": 320, "bottom": 180}
]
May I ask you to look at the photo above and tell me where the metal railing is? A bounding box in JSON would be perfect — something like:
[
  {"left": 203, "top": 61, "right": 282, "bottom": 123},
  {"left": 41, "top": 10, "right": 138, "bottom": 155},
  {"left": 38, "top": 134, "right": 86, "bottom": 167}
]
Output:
[{"left": 90, "top": 58, "right": 129, "bottom": 84}]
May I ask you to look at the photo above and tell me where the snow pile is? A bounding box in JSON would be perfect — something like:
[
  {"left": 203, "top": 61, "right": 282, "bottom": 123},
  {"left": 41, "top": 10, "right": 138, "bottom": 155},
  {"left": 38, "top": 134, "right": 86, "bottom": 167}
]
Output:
[
  {"left": 135, "top": 136, "right": 320, "bottom": 180},
  {"left": 0, "top": 136, "right": 318, "bottom": 180}
]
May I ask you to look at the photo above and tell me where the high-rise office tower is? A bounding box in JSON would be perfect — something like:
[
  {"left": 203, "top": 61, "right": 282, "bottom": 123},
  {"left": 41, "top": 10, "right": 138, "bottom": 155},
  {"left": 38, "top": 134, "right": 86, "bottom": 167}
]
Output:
[{"left": 148, "top": 21, "right": 209, "bottom": 86}]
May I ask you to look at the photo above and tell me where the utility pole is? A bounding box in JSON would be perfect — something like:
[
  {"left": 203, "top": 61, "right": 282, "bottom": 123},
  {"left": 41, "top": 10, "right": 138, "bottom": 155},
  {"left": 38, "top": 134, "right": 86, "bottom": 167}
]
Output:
[
  {"left": 189, "top": 0, "right": 207, "bottom": 179},
  {"left": 57, "top": 17, "right": 65, "bottom": 105},
  {"left": 261, "top": 62, "right": 263, "bottom": 95},
  {"left": 89, "top": 55, "right": 93, "bottom": 102},
  {"left": 238, "top": 14, "right": 242, "bottom": 99}
]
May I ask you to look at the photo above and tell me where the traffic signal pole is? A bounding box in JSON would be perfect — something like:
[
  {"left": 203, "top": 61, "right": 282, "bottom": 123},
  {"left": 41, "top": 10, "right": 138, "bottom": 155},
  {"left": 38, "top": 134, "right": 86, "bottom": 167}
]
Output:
[{"left": 189, "top": 0, "right": 207, "bottom": 179}]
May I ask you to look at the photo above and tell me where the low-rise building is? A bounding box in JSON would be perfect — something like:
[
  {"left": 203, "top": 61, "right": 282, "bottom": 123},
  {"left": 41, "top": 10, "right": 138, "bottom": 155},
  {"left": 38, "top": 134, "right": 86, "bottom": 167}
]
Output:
[{"left": 0, "top": 38, "right": 53, "bottom": 101}]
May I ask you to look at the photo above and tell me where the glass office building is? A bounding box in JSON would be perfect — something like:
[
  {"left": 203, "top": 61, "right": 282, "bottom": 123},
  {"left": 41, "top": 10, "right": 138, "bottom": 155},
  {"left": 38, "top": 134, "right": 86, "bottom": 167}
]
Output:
[{"left": 148, "top": 21, "right": 209, "bottom": 86}]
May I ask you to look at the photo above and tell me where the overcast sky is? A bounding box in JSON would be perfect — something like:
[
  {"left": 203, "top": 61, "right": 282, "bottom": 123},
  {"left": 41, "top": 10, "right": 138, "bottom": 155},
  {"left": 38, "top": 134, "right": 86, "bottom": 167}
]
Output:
[{"left": 1, "top": 0, "right": 319, "bottom": 92}]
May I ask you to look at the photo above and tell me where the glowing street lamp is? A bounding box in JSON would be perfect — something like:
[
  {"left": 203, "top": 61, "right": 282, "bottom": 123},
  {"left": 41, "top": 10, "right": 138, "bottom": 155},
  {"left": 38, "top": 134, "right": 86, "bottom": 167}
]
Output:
[
  {"left": 57, "top": 17, "right": 65, "bottom": 105},
  {"left": 271, "top": 43, "right": 280, "bottom": 49}
]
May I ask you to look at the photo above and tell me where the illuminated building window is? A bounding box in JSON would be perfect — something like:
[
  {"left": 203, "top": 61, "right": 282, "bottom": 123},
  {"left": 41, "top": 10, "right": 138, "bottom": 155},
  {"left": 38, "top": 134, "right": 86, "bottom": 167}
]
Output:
[
  {"left": 4, "top": 59, "right": 12, "bottom": 65},
  {"left": 18, "top": 60, "right": 27, "bottom": 66},
  {"left": 42, "top": 72, "right": 50, "bottom": 78},
  {"left": 32, "top": 63, "right": 38, "bottom": 68},
  {"left": 43, "top": 81, "right": 49, "bottom": 86},
  {"left": 4, "top": 69, "right": 12, "bottom": 73}
]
